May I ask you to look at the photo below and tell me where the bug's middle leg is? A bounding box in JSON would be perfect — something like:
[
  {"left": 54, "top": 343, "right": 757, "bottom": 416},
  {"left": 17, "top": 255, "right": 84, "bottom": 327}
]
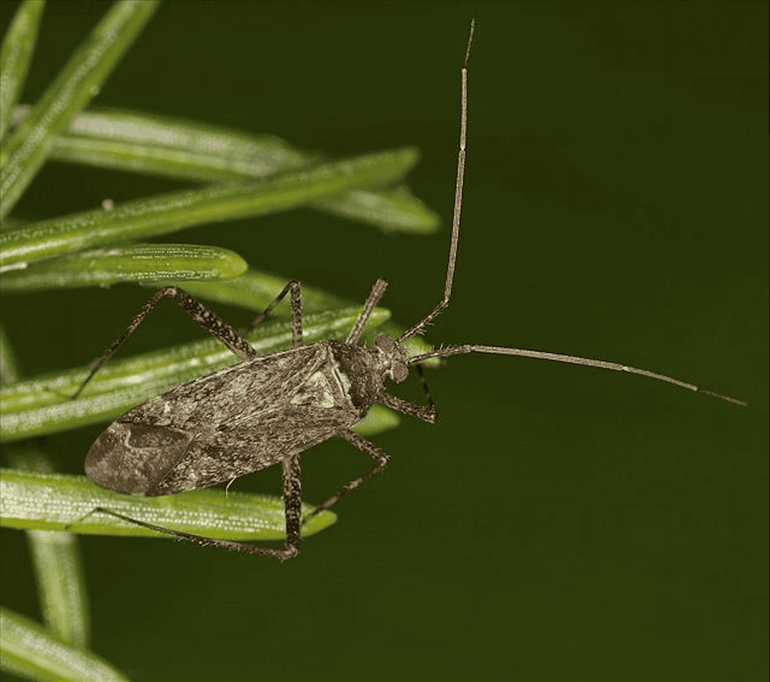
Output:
[
  {"left": 73, "top": 286, "right": 258, "bottom": 399},
  {"left": 302, "top": 429, "right": 391, "bottom": 522},
  {"left": 246, "top": 280, "right": 303, "bottom": 348}
]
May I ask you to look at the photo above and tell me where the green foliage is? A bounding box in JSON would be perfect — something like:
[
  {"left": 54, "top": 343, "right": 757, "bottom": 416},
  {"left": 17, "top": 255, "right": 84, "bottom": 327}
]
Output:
[{"left": 0, "top": 3, "right": 437, "bottom": 680}]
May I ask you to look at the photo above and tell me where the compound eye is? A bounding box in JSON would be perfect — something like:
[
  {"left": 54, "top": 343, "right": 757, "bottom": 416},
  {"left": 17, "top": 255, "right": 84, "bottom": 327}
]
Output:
[{"left": 390, "top": 362, "right": 408, "bottom": 384}]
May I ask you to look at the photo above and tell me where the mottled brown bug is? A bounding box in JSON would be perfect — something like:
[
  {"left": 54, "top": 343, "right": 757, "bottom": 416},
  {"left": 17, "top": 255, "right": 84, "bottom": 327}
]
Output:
[{"left": 79, "top": 21, "right": 741, "bottom": 559}]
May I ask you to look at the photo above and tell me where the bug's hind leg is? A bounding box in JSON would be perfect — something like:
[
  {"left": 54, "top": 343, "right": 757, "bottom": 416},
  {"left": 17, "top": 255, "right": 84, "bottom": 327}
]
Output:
[
  {"left": 86, "top": 508, "right": 301, "bottom": 560},
  {"left": 302, "top": 430, "right": 391, "bottom": 522},
  {"left": 83, "top": 453, "right": 304, "bottom": 560}
]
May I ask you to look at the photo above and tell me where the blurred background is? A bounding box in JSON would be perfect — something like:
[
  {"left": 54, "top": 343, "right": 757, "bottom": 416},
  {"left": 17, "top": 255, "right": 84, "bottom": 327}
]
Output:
[{"left": 1, "top": 1, "right": 766, "bottom": 680}]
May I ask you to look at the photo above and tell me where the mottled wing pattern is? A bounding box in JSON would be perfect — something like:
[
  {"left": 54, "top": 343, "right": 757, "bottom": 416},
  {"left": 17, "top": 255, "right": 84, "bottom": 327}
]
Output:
[{"left": 85, "top": 343, "right": 366, "bottom": 495}]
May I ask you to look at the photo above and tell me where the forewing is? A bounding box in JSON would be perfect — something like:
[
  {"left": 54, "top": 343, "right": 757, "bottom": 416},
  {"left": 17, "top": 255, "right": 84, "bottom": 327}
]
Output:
[
  {"left": 111, "top": 343, "right": 365, "bottom": 495},
  {"left": 121, "top": 345, "right": 327, "bottom": 430}
]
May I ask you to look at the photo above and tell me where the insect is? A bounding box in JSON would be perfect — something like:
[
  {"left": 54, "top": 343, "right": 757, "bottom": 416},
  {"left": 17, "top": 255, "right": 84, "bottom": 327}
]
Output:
[{"left": 77, "top": 21, "right": 742, "bottom": 559}]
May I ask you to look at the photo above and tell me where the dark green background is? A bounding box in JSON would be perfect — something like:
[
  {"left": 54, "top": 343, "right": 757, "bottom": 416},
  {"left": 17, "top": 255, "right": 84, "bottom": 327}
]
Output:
[{"left": 1, "top": 1, "right": 766, "bottom": 680}]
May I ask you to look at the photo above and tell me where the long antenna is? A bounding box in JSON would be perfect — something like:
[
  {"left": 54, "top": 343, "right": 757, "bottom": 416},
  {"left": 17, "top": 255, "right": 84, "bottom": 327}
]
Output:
[
  {"left": 408, "top": 344, "right": 746, "bottom": 405},
  {"left": 398, "top": 19, "right": 474, "bottom": 343},
  {"left": 397, "top": 19, "right": 744, "bottom": 407}
]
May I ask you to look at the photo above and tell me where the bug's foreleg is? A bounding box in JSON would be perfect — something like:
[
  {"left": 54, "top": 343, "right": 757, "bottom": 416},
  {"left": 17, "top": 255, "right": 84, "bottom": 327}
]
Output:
[
  {"left": 245, "top": 280, "right": 303, "bottom": 347},
  {"left": 302, "top": 430, "right": 391, "bottom": 522},
  {"left": 72, "top": 286, "right": 258, "bottom": 399},
  {"left": 379, "top": 391, "right": 436, "bottom": 423},
  {"left": 378, "top": 364, "right": 438, "bottom": 423}
]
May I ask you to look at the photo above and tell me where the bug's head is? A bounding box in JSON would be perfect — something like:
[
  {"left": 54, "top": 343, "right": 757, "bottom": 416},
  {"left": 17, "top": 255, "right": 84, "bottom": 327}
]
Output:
[{"left": 374, "top": 333, "right": 409, "bottom": 384}]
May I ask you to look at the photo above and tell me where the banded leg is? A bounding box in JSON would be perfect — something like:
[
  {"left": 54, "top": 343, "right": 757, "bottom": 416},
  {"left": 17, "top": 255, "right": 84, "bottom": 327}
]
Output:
[
  {"left": 73, "top": 286, "right": 258, "bottom": 399},
  {"left": 303, "top": 430, "right": 391, "bottom": 522},
  {"left": 246, "top": 280, "right": 304, "bottom": 348},
  {"left": 346, "top": 278, "right": 389, "bottom": 345},
  {"left": 87, "top": 452, "right": 303, "bottom": 560},
  {"left": 378, "top": 364, "right": 438, "bottom": 423}
]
